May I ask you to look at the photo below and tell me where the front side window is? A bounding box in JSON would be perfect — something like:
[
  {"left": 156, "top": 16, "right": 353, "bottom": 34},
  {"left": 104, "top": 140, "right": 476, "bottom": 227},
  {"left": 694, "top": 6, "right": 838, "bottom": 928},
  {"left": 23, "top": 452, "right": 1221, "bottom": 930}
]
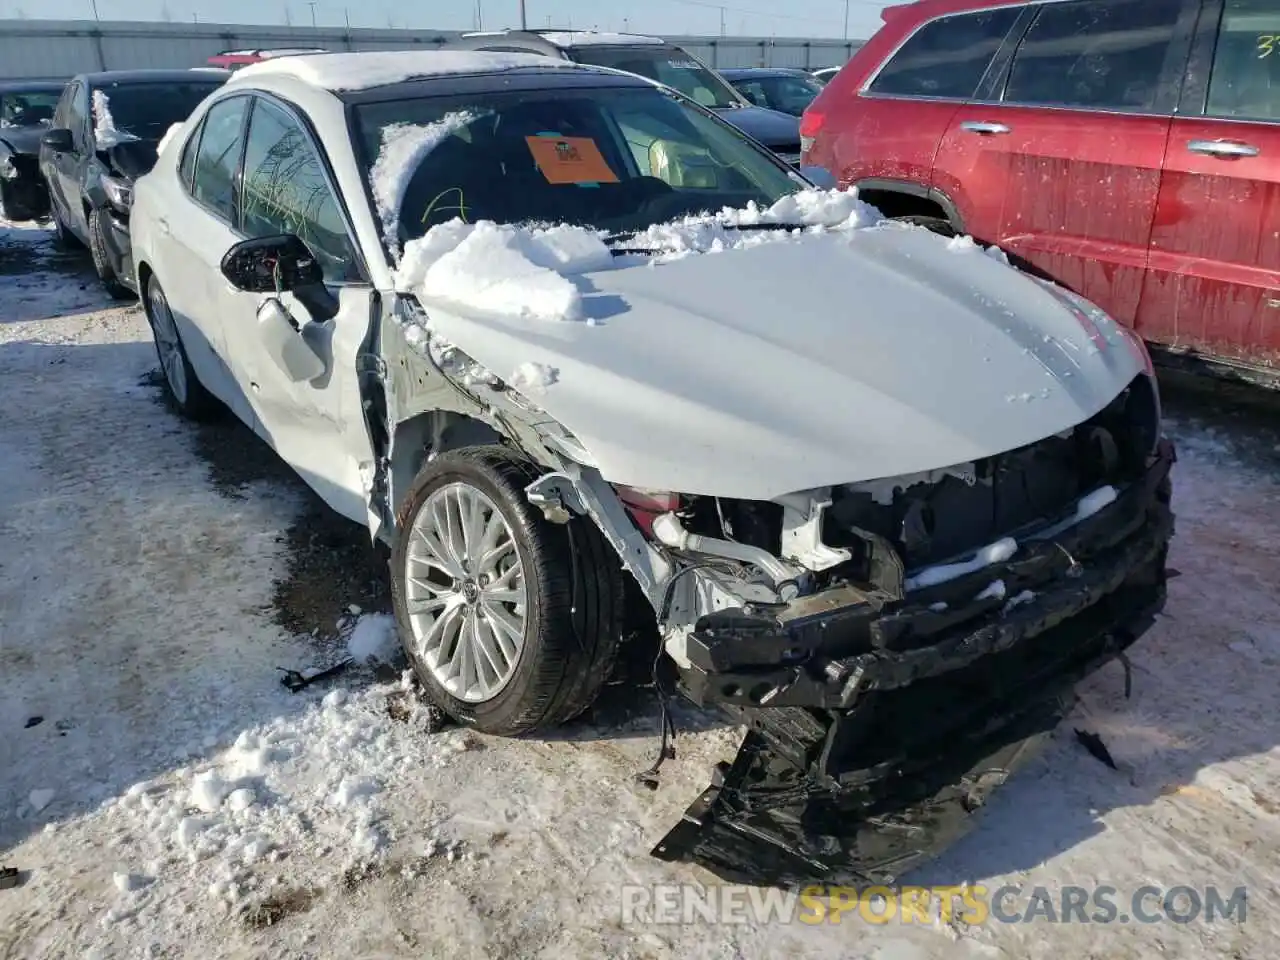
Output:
[
  {"left": 0, "top": 89, "right": 60, "bottom": 128},
  {"left": 351, "top": 85, "right": 801, "bottom": 251},
  {"left": 88, "top": 80, "right": 225, "bottom": 141},
  {"left": 569, "top": 46, "right": 743, "bottom": 109},
  {"left": 1002, "top": 0, "right": 1186, "bottom": 112},
  {"left": 867, "top": 8, "right": 1021, "bottom": 99},
  {"left": 735, "top": 74, "right": 825, "bottom": 115},
  {"left": 190, "top": 95, "right": 248, "bottom": 221},
  {"left": 64, "top": 84, "right": 87, "bottom": 147},
  {"left": 240, "top": 98, "right": 360, "bottom": 283},
  {"left": 1207, "top": 0, "right": 1280, "bottom": 121}
]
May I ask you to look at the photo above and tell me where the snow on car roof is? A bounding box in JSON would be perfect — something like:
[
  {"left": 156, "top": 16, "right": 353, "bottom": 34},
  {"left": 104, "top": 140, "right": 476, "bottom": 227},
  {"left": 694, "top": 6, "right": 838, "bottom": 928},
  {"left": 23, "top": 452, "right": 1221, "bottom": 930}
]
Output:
[
  {"left": 538, "top": 31, "right": 666, "bottom": 46},
  {"left": 229, "top": 50, "right": 589, "bottom": 92}
]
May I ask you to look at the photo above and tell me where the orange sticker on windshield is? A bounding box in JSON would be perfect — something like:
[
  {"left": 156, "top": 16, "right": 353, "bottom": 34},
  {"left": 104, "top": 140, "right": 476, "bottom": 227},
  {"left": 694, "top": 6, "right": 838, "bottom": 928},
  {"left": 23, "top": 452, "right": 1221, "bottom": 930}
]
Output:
[{"left": 525, "top": 135, "right": 619, "bottom": 184}]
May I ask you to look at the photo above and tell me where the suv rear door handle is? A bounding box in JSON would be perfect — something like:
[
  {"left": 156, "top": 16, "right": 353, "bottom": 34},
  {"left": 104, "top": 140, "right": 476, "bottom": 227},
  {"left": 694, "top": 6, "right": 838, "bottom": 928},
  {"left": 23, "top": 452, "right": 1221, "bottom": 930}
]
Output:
[
  {"left": 1187, "top": 139, "right": 1259, "bottom": 158},
  {"left": 960, "top": 121, "right": 1010, "bottom": 135}
]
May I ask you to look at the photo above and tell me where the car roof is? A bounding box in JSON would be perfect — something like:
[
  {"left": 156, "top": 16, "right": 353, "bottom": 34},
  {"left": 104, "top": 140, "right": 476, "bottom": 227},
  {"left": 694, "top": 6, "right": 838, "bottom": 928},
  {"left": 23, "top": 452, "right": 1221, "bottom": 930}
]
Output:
[
  {"left": 877, "top": 0, "right": 1019, "bottom": 22},
  {"left": 228, "top": 49, "right": 635, "bottom": 94},
  {"left": 461, "top": 28, "right": 667, "bottom": 48},
  {"left": 0, "top": 80, "right": 67, "bottom": 93},
  {"left": 77, "top": 68, "right": 230, "bottom": 85}
]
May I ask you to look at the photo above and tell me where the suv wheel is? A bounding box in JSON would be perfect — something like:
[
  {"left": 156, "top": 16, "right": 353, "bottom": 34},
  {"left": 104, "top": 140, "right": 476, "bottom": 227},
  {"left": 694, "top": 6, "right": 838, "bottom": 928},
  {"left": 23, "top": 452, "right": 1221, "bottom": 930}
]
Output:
[{"left": 391, "top": 446, "right": 627, "bottom": 736}]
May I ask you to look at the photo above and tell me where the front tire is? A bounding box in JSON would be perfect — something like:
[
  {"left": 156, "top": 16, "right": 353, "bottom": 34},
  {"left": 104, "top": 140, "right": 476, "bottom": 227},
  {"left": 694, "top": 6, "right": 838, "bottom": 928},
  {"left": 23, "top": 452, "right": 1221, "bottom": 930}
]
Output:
[
  {"left": 89, "top": 207, "right": 133, "bottom": 300},
  {"left": 144, "top": 275, "right": 221, "bottom": 420},
  {"left": 391, "top": 446, "right": 627, "bottom": 736}
]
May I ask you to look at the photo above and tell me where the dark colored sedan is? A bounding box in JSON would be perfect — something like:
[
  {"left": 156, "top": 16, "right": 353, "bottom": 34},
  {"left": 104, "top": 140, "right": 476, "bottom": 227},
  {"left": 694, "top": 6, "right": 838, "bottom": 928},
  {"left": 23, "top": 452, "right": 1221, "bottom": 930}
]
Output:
[
  {"left": 38, "top": 69, "right": 228, "bottom": 297},
  {"left": 720, "top": 67, "right": 825, "bottom": 117},
  {"left": 0, "top": 81, "right": 67, "bottom": 221}
]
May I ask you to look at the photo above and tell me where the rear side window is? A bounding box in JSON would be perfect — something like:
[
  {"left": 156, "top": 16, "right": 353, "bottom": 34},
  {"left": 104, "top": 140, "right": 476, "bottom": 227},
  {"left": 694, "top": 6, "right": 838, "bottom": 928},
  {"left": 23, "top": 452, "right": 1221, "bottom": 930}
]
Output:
[
  {"left": 178, "top": 121, "right": 200, "bottom": 189},
  {"left": 190, "top": 95, "right": 248, "bottom": 221},
  {"left": 1003, "top": 0, "right": 1187, "bottom": 112},
  {"left": 1206, "top": 0, "right": 1280, "bottom": 121},
  {"left": 867, "top": 8, "right": 1020, "bottom": 99}
]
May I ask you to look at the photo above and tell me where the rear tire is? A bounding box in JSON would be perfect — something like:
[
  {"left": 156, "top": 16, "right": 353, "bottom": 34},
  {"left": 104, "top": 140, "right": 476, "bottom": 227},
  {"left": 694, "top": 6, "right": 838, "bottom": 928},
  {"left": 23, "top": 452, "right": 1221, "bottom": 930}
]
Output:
[
  {"left": 89, "top": 207, "right": 133, "bottom": 300},
  {"left": 391, "top": 445, "right": 627, "bottom": 736},
  {"left": 144, "top": 275, "right": 221, "bottom": 421}
]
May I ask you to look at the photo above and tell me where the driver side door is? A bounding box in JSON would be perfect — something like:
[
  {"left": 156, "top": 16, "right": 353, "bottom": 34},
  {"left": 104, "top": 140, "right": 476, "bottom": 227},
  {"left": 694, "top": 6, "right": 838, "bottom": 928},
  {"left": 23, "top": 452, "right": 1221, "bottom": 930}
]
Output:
[{"left": 229, "top": 94, "right": 378, "bottom": 526}]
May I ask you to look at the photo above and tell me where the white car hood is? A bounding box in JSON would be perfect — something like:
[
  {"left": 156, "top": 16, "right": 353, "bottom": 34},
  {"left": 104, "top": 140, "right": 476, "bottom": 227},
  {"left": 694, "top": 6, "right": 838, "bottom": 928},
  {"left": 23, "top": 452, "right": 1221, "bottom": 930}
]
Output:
[{"left": 411, "top": 223, "right": 1146, "bottom": 500}]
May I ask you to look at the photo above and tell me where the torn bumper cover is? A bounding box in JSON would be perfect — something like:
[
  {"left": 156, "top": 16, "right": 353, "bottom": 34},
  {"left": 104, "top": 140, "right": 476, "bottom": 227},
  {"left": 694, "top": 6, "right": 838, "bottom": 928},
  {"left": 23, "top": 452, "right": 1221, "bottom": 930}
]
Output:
[{"left": 653, "top": 439, "right": 1176, "bottom": 886}]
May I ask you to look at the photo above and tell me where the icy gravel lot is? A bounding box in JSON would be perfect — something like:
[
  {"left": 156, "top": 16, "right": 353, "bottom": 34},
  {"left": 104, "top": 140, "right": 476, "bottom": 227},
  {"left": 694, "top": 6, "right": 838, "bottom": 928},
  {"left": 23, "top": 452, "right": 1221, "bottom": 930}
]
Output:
[{"left": 1, "top": 217, "right": 1278, "bottom": 960}]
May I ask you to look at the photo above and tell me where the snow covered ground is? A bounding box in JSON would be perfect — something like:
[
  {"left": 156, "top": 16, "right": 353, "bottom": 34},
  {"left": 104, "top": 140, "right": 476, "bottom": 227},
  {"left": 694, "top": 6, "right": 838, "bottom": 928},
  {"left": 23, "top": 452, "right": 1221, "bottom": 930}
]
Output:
[{"left": 2, "top": 216, "right": 1278, "bottom": 959}]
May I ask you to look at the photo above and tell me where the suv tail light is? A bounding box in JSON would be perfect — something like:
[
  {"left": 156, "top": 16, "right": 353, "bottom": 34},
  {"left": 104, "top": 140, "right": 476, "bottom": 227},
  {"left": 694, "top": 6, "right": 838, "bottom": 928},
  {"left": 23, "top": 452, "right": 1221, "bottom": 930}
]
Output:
[{"left": 799, "top": 109, "right": 825, "bottom": 157}]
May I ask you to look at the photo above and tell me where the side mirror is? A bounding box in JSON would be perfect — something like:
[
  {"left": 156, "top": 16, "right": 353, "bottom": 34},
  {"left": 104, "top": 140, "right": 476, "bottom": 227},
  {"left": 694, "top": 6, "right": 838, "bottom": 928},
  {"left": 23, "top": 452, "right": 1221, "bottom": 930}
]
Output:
[
  {"left": 41, "top": 128, "right": 74, "bottom": 153},
  {"left": 220, "top": 234, "right": 324, "bottom": 294}
]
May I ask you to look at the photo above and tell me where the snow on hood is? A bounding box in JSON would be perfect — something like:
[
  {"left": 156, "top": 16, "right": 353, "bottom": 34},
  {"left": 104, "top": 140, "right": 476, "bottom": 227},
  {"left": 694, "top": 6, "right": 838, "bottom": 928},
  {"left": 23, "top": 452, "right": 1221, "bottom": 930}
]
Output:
[
  {"left": 370, "top": 112, "right": 475, "bottom": 253},
  {"left": 92, "top": 90, "right": 140, "bottom": 150},
  {"left": 393, "top": 187, "right": 878, "bottom": 324},
  {"left": 394, "top": 189, "right": 1147, "bottom": 500}
]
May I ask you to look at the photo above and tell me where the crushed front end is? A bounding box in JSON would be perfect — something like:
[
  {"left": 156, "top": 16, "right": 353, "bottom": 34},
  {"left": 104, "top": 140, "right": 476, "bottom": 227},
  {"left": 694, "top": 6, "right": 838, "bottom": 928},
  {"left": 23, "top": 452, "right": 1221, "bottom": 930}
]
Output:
[{"left": 643, "top": 374, "right": 1175, "bottom": 885}]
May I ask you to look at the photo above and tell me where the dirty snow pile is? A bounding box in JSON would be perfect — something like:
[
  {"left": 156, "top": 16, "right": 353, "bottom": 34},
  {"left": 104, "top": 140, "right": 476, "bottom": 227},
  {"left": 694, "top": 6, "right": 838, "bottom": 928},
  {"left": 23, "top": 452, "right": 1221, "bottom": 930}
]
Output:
[
  {"left": 369, "top": 111, "right": 476, "bottom": 251},
  {"left": 68, "top": 625, "right": 471, "bottom": 930},
  {"left": 91, "top": 91, "right": 139, "bottom": 149}
]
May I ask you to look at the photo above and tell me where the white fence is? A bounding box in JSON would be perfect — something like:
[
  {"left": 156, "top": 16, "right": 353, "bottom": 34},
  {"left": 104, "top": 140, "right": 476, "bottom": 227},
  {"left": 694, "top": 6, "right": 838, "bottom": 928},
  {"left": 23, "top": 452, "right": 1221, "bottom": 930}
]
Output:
[{"left": 0, "top": 19, "right": 863, "bottom": 81}]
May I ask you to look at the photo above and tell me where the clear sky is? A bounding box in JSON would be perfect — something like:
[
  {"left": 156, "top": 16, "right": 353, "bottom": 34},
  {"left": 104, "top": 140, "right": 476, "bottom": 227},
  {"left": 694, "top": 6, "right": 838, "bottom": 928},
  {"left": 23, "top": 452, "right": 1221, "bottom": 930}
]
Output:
[{"left": 0, "top": 0, "right": 895, "bottom": 40}]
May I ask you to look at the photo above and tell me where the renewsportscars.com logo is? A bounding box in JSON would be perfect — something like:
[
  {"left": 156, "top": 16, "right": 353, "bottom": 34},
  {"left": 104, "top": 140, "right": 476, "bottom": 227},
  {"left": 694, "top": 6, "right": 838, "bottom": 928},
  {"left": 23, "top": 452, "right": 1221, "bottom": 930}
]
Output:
[{"left": 619, "top": 883, "right": 1249, "bottom": 926}]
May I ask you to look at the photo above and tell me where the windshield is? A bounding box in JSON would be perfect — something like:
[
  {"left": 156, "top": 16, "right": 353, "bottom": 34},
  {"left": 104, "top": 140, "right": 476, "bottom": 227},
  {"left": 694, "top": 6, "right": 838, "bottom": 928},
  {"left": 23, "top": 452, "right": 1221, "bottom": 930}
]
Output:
[
  {"left": 730, "top": 74, "right": 824, "bottom": 116},
  {"left": 90, "top": 80, "right": 224, "bottom": 139},
  {"left": 567, "top": 46, "right": 743, "bottom": 110},
  {"left": 352, "top": 85, "right": 801, "bottom": 250},
  {"left": 0, "top": 90, "right": 60, "bottom": 128}
]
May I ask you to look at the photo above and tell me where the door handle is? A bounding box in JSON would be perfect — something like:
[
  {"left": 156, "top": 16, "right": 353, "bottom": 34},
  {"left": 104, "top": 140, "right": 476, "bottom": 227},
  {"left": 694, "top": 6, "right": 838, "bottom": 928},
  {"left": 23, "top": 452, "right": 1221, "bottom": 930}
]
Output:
[
  {"left": 960, "top": 121, "right": 1010, "bottom": 135},
  {"left": 1187, "top": 139, "right": 1259, "bottom": 158}
]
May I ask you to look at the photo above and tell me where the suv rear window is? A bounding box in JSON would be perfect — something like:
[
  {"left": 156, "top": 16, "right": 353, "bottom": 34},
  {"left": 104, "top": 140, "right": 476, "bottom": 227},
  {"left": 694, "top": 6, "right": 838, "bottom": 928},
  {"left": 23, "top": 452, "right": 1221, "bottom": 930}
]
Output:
[
  {"left": 867, "top": 8, "right": 1020, "bottom": 99},
  {"left": 1207, "top": 0, "right": 1280, "bottom": 121},
  {"left": 1002, "top": 0, "right": 1186, "bottom": 112}
]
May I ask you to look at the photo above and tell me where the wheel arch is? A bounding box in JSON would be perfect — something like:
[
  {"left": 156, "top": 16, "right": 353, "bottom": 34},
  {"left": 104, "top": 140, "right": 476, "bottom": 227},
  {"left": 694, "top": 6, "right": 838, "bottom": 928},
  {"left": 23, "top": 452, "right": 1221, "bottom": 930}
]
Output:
[{"left": 854, "top": 178, "right": 965, "bottom": 233}]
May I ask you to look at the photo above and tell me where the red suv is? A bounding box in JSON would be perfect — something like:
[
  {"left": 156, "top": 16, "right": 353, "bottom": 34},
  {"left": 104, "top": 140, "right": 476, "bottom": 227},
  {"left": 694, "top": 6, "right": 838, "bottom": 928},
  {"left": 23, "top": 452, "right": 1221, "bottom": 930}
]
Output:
[{"left": 802, "top": 0, "right": 1280, "bottom": 386}]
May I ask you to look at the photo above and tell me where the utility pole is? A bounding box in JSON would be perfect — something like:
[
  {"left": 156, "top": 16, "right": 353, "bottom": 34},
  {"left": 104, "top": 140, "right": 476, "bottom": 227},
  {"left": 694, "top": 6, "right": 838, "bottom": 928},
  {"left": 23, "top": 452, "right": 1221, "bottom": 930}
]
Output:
[
  {"left": 519, "top": 0, "right": 527, "bottom": 29},
  {"left": 719, "top": 6, "right": 725, "bottom": 36},
  {"left": 843, "top": 0, "right": 849, "bottom": 40},
  {"left": 88, "top": 0, "right": 100, "bottom": 20},
  {"left": 474, "top": 0, "right": 483, "bottom": 30},
  {"left": 308, "top": 0, "right": 317, "bottom": 27}
]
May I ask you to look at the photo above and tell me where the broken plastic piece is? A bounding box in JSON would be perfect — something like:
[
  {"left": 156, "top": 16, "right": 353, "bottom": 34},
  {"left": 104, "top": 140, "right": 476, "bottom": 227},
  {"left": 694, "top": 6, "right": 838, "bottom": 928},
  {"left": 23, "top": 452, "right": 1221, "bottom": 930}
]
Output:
[{"left": 278, "top": 658, "right": 354, "bottom": 693}]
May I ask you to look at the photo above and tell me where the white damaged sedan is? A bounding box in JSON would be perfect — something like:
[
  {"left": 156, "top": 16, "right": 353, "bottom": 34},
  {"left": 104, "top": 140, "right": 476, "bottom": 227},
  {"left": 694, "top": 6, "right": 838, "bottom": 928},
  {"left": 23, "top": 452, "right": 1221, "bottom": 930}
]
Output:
[{"left": 129, "top": 51, "right": 1176, "bottom": 885}]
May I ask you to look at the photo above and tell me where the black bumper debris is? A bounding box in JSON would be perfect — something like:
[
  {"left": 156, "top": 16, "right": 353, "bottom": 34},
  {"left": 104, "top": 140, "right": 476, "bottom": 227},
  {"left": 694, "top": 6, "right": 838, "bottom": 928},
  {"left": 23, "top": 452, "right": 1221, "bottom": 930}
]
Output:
[{"left": 654, "top": 440, "right": 1175, "bottom": 886}]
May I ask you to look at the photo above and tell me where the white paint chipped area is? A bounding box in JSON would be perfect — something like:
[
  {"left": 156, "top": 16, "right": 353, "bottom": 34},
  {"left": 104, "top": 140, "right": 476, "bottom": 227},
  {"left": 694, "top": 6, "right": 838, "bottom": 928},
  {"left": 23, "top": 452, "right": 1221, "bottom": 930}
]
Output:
[{"left": 2, "top": 217, "right": 1280, "bottom": 958}]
